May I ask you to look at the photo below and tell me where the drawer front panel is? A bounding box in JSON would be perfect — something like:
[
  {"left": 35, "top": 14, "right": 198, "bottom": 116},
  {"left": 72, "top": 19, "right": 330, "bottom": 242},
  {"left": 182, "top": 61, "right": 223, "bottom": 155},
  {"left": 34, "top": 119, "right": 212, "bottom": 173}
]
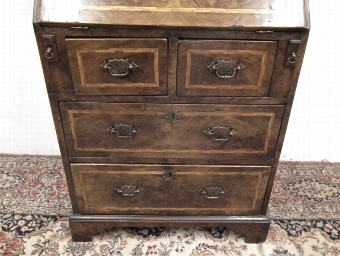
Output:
[
  {"left": 60, "top": 103, "right": 284, "bottom": 162},
  {"left": 71, "top": 164, "right": 270, "bottom": 215},
  {"left": 60, "top": 103, "right": 172, "bottom": 157},
  {"left": 66, "top": 38, "right": 168, "bottom": 96},
  {"left": 177, "top": 40, "right": 277, "bottom": 97},
  {"left": 171, "top": 104, "right": 284, "bottom": 160}
]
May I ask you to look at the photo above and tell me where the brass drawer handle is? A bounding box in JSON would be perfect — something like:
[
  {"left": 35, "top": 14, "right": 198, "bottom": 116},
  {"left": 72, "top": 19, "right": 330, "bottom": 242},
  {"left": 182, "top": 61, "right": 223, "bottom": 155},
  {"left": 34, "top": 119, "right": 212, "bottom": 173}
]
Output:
[
  {"left": 114, "top": 185, "right": 143, "bottom": 197},
  {"left": 203, "top": 126, "right": 237, "bottom": 142},
  {"left": 107, "top": 124, "right": 141, "bottom": 139},
  {"left": 207, "top": 60, "right": 245, "bottom": 79},
  {"left": 200, "top": 186, "right": 228, "bottom": 199},
  {"left": 100, "top": 59, "right": 138, "bottom": 78}
]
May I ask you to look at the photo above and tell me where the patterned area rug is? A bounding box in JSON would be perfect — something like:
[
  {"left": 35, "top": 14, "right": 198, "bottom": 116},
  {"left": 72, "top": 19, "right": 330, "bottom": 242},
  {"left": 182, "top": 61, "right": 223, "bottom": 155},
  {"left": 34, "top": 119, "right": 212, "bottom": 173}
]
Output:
[
  {"left": 0, "top": 155, "right": 70, "bottom": 216},
  {"left": 269, "top": 160, "right": 340, "bottom": 219},
  {"left": 1, "top": 155, "right": 340, "bottom": 255}
]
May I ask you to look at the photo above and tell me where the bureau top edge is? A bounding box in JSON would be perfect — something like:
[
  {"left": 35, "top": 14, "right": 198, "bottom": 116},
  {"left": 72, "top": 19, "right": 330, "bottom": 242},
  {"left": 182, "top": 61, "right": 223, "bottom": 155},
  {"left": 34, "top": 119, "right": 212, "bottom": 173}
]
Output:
[{"left": 33, "top": 0, "right": 310, "bottom": 30}]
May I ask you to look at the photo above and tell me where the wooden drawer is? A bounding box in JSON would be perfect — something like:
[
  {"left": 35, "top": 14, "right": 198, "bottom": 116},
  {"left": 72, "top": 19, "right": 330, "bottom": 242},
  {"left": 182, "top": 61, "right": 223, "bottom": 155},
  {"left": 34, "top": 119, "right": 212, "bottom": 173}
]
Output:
[
  {"left": 60, "top": 103, "right": 172, "bottom": 158},
  {"left": 66, "top": 38, "right": 168, "bottom": 96},
  {"left": 60, "top": 103, "right": 284, "bottom": 163},
  {"left": 71, "top": 164, "right": 270, "bottom": 215},
  {"left": 177, "top": 40, "right": 278, "bottom": 97},
  {"left": 170, "top": 104, "right": 284, "bottom": 160}
]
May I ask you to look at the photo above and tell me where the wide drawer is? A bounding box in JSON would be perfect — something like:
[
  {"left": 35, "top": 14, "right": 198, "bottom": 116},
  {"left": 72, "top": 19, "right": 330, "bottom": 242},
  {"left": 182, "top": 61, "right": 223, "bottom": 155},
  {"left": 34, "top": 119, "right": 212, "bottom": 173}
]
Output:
[
  {"left": 177, "top": 40, "right": 277, "bottom": 97},
  {"left": 65, "top": 38, "right": 168, "bottom": 96},
  {"left": 60, "top": 103, "right": 284, "bottom": 163},
  {"left": 71, "top": 164, "right": 270, "bottom": 215}
]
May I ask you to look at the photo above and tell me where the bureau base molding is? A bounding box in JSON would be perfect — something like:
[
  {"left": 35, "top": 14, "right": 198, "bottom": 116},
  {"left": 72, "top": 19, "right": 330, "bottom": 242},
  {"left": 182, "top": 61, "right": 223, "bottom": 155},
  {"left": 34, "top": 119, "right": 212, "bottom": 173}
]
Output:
[{"left": 69, "top": 214, "right": 270, "bottom": 243}]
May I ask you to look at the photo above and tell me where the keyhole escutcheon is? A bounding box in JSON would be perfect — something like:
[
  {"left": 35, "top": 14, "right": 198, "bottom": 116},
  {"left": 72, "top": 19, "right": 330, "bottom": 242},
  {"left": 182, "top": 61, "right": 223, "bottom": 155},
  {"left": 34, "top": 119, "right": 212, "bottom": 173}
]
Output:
[
  {"left": 163, "top": 169, "right": 177, "bottom": 181},
  {"left": 166, "top": 109, "right": 182, "bottom": 124}
]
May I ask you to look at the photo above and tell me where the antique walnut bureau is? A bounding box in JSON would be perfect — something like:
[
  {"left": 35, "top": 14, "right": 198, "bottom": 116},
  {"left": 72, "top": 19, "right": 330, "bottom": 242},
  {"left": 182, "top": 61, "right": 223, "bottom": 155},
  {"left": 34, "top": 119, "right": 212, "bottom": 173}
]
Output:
[{"left": 33, "top": 0, "right": 310, "bottom": 243}]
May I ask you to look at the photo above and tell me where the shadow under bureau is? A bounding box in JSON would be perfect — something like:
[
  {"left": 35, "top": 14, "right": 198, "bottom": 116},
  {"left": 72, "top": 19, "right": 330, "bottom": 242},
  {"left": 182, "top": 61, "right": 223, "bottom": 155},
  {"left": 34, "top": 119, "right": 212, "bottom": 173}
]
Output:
[{"left": 33, "top": 0, "right": 310, "bottom": 243}]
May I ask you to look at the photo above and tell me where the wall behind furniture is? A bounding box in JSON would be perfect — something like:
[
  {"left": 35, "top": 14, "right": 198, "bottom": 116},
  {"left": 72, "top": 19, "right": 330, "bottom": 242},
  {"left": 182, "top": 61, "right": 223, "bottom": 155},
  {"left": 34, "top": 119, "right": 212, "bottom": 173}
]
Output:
[
  {"left": 0, "top": 0, "right": 338, "bottom": 161},
  {"left": 0, "top": 0, "right": 58, "bottom": 155}
]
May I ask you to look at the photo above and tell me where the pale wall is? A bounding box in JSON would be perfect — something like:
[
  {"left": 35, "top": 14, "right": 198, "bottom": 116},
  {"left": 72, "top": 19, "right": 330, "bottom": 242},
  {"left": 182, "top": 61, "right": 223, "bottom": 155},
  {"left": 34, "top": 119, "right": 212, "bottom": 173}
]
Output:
[{"left": 0, "top": 0, "right": 339, "bottom": 161}]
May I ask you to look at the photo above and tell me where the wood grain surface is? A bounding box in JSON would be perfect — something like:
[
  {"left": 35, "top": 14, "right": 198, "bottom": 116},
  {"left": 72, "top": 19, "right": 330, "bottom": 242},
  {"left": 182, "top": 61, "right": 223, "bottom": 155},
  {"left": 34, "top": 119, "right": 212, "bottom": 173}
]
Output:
[
  {"left": 177, "top": 40, "right": 277, "bottom": 96},
  {"left": 60, "top": 102, "right": 284, "bottom": 163},
  {"left": 71, "top": 164, "right": 270, "bottom": 215},
  {"left": 34, "top": 0, "right": 309, "bottom": 30},
  {"left": 66, "top": 38, "right": 168, "bottom": 95},
  {"left": 33, "top": 0, "right": 310, "bottom": 243}
]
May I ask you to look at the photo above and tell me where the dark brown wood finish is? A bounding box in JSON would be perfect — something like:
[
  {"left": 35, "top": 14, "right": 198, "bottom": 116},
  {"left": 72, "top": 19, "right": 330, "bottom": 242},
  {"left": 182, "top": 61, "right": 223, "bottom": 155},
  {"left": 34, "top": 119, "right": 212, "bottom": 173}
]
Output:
[
  {"left": 47, "top": 96, "right": 79, "bottom": 212},
  {"left": 170, "top": 104, "right": 284, "bottom": 160},
  {"left": 68, "top": 156, "right": 273, "bottom": 166},
  {"left": 60, "top": 103, "right": 172, "bottom": 157},
  {"left": 69, "top": 214, "right": 270, "bottom": 243},
  {"left": 177, "top": 40, "right": 277, "bottom": 97},
  {"left": 35, "top": 26, "right": 302, "bottom": 97},
  {"left": 34, "top": 0, "right": 310, "bottom": 243},
  {"left": 71, "top": 164, "right": 270, "bottom": 215},
  {"left": 34, "top": 0, "right": 309, "bottom": 30},
  {"left": 261, "top": 29, "right": 310, "bottom": 214},
  {"left": 70, "top": 214, "right": 270, "bottom": 243},
  {"left": 66, "top": 38, "right": 168, "bottom": 96},
  {"left": 60, "top": 102, "right": 284, "bottom": 162}
]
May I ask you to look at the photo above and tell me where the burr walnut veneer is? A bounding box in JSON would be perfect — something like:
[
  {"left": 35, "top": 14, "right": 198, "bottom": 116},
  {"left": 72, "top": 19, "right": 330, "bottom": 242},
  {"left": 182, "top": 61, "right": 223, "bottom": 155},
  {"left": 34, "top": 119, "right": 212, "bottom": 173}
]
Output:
[{"left": 33, "top": 0, "right": 310, "bottom": 243}]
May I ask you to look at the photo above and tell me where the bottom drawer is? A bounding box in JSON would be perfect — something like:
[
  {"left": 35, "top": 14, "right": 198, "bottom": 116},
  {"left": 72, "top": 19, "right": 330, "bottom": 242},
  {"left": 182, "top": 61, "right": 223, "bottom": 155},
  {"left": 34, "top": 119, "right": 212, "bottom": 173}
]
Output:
[{"left": 71, "top": 164, "right": 270, "bottom": 215}]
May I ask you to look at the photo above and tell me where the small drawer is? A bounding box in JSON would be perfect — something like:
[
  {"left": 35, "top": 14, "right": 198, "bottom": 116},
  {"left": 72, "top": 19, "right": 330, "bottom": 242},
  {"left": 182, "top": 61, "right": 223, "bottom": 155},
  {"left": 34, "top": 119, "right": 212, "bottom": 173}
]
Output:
[
  {"left": 71, "top": 164, "right": 270, "bottom": 215},
  {"left": 177, "top": 40, "right": 277, "bottom": 97},
  {"left": 60, "top": 103, "right": 284, "bottom": 163},
  {"left": 66, "top": 38, "right": 168, "bottom": 96}
]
